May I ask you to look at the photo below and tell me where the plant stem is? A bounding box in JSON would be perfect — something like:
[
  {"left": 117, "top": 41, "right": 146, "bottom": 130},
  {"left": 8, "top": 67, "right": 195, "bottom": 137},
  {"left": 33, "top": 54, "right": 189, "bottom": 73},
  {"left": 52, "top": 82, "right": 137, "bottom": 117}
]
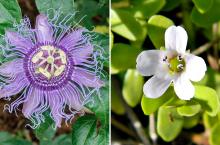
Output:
[
  {"left": 112, "top": 75, "right": 151, "bottom": 145},
  {"left": 149, "top": 114, "right": 157, "bottom": 145}
]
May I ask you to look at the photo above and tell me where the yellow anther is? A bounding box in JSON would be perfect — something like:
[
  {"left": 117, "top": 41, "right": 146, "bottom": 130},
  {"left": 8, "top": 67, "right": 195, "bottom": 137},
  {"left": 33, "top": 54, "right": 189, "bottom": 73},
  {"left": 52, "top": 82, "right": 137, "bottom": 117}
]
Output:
[
  {"left": 60, "top": 51, "right": 67, "bottom": 64},
  {"left": 39, "top": 67, "right": 51, "bottom": 79},
  {"left": 47, "top": 56, "right": 54, "bottom": 64},
  {"left": 54, "top": 65, "right": 66, "bottom": 76},
  {"left": 32, "top": 51, "right": 43, "bottom": 63},
  {"left": 41, "top": 46, "right": 54, "bottom": 51},
  {"left": 35, "top": 69, "right": 40, "bottom": 74}
]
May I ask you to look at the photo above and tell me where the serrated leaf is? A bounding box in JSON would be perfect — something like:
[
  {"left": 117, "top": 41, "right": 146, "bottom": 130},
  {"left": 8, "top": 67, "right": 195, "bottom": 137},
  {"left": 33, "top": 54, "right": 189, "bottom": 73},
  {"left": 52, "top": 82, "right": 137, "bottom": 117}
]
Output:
[
  {"left": 122, "top": 69, "right": 144, "bottom": 107},
  {"left": 91, "top": 126, "right": 109, "bottom": 145},
  {"left": 52, "top": 134, "right": 71, "bottom": 145},
  {"left": 194, "top": 85, "right": 219, "bottom": 117},
  {"left": 98, "top": 0, "right": 108, "bottom": 8},
  {"left": 209, "top": 123, "right": 220, "bottom": 145},
  {"left": 157, "top": 107, "right": 183, "bottom": 142},
  {"left": 39, "top": 122, "right": 57, "bottom": 145},
  {"left": 177, "top": 99, "right": 201, "bottom": 116},
  {"left": 147, "top": 15, "right": 174, "bottom": 49},
  {"left": 35, "top": 0, "right": 74, "bottom": 26},
  {"left": 111, "top": 43, "right": 143, "bottom": 72},
  {"left": 183, "top": 113, "right": 201, "bottom": 129},
  {"left": 192, "top": 0, "right": 213, "bottom": 13},
  {"left": 111, "top": 9, "right": 143, "bottom": 41},
  {"left": 72, "top": 115, "right": 98, "bottom": 145},
  {"left": 0, "top": 0, "right": 22, "bottom": 35}
]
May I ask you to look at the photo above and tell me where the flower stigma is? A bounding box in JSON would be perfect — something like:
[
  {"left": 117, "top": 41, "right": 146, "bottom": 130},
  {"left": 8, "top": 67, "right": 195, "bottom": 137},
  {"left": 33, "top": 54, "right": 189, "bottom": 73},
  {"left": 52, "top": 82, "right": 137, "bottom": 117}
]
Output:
[
  {"left": 164, "top": 55, "right": 185, "bottom": 75},
  {"left": 31, "top": 45, "right": 67, "bottom": 79}
]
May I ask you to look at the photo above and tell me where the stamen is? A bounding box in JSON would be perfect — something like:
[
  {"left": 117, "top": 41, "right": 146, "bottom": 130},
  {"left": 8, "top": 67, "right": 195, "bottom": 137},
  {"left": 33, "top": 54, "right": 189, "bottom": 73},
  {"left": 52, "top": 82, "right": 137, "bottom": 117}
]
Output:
[
  {"left": 54, "top": 65, "right": 66, "bottom": 76},
  {"left": 177, "top": 64, "right": 184, "bottom": 69},
  {"left": 45, "top": 63, "right": 49, "bottom": 71},
  {"left": 177, "top": 55, "right": 182, "bottom": 61},
  {"left": 41, "top": 46, "right": 54, "bottom": 51},
  {"left": 167, "top": 63, "right": 171, "bottom": 67},
  {"left": 60, "top": 51, "right": 67, "bottom": 64},
  {"left": 32, "top": 51, "right": 43, "bottom": 63},
  {"left": 163, "top": 56, "right": 168, "bottom": 62},
  {"left": 39, "top": 67, "right": 51, "bottom": 79}
]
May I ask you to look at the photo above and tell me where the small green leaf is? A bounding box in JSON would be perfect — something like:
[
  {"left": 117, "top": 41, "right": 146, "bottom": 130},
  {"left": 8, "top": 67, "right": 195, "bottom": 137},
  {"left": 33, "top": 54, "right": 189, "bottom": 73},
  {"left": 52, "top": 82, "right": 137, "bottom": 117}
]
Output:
[
  {"left": 122, "top": 69, "right": 144, "bottom": 107},
  {"left": 177, "top": 99, "right": 201, "bottom": 116},
  {"left": 203, "top": 112, "right": 219, "bottom": 129},
  {"left": 209, "top": 123, "right": 220, "bottom": 145},
  {"left": 111, "top": 9, "right": 143, "bottom": 41},
  {"left": 111, "top": 43, "right": 143, "bottom": 72},
  {"left": 111, "top": 81, "right": 126, "bottom": 115},
  {"left": 183, "top": 113, "right": 201, "bottom": 129},
  {"left": 194, "top": 85, "right": 219, "bottom": 117},
  {"left": 191, "top": 0, "right": 220, "bottom": 27},
  {"left": 163, "top": 94, "right": 186, "bottom": 108},
  {"left": 147, "top": 15, "right": 174, "bottom": 49},
  {"left": 39, "top": 122, "right": 57, "bottom": 145},
  {"left": 157, "top": 107, "right": 183, "bottom": 142},
  {"left": 141, "top": 87, "right": 175, "bottom": 115},
  {"left": 72, "top": 115, "right": 98, "bottom": 145},
  {"left": 52, "top": 134, "right": 71, "bottom": 145},
  {"left": 192, "top": 0, "right": 213, "bottom": 13},
  {"left": 1, "top": 138, "right": 32, "bottom": 145},
  {"left": 162, "top": 0, "right": 181, "bottom": 11},
  {"left": 0, "top": 132, "right": 15, "bottom": 143},
  {"left": 35, "top": 0, "right": 74, "bottom": 26}
]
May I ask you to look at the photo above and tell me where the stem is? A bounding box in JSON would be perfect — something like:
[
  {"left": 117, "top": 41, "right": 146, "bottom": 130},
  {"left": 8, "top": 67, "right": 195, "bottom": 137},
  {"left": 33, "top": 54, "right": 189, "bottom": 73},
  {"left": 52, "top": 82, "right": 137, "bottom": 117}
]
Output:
[
  {"left": 112, "top": 75, "right": 151, "bottom": 145},
  {"left": 149, "top": 114, "right": 157, "bottom": 145}
]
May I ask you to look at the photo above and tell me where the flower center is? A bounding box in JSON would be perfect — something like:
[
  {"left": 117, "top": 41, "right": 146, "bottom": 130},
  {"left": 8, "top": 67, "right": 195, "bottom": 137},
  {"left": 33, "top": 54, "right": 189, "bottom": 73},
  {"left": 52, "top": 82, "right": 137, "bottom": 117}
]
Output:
[
  {"left": 31, "top": 46, "right": 67, "bottom": 79},
  {"left": 163, "top": 55, "right": 185, "bottom": 75}
]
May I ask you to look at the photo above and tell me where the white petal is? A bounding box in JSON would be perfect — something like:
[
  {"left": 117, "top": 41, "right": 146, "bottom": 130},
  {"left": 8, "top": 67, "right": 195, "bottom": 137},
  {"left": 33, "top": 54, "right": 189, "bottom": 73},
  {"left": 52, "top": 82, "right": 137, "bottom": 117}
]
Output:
[
  {"left": 185, "top": 53, "right": 207, "bottom": 82},
  {"left": 165, "top": 26, "right": 188, "bottom": 54},
  {"left": 143, "top": 70, "right": 172, "bottom": 98},
  {"left": 136, "top": 50, "right": 166, "bottom": 76},
  {"left": 174, "top": 72, "right": 195, "bottom": 100}
]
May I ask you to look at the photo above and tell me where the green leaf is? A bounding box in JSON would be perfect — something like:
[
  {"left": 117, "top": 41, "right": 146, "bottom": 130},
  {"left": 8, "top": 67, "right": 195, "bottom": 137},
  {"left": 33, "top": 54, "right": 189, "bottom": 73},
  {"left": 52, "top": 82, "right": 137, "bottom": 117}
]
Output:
[
  {"left": 0, "top": 132, "right": 15, "bottom": 143},
  {"left": 126, "top": 0, "right": 165, "bottom": 19},
  {"left": 85, "top": 70, "right": 109, "bottom": 127},
  {"left": 209, "top": 123, "right": 220, "bottom": 145},
  {"left": 183, "top": 113, "right": 201, "bottom": 129},
  {"left": 111, "top": 31, "right": 114, "bottom": 50},
  {"left": 35, "top": 0, "right": 74, "bottom": 26},
  {"left": 111, "top": 43, "right": 143, "bottom": 72},
  {"left": 147, "top": 15, "right": 174, "bottom": 49},
  {"left": 111, "top": 81, "right": 126, "bottom": 115},
  {"left": 39, "top": 122, "right": 57, "bottom": 145},
  {"left": 1, "top": 138, "right": 32, "bottom": 145},
  {"left": 98, "top": 0, "right": 108, "bottom": 8},
  {"left": 122, "top": 69, "right": 144, "bottom": 107},
  {"left": 0, "top": 0, "right": 22, "bottom": 35},
  {"left": 75, "top": 0, "right": 109, "bottom": 30},
  {"left": 194, "top": 85, "right": 219, "bottom": 117},
  {"left": 111, "top": 9, "right": 143, "bottom": 41},
  {"left": 162, "top": 0, "right": 181, "bottom": 11},
  {"left": 177, "top": 99, "right": 201, "bottom": 116},
  {"left": 157, "top": 107, "right": 183, "bottom": 142},
  {"left": 141, "top": 87, "right": 175, "bottom": 115},
  {"left": 72, "top": 115, "right": 98, "bottom": 145},
  {"left": 191, "top": 0, "right": 220, "bottom": 27},
  {"left": 91, "top": 126, "right": 109, "bottom": 145},
  {"left": 192, "top": 0, "right": 213, "bottom": 13},
  {"left": 52, "top": 134, "right": 71, "bottom": 145},
  {"left": 89, "top": 32, "right": 109, "bottom": 67},
  {"left": 163, "top": 94, "right": 186, "bottom": 108},
  {"left": 203, "top": 112, "right": 219, "bottom": 129},
  {"left": 32, "top": 108, "right": 55, "bottom": 140}
]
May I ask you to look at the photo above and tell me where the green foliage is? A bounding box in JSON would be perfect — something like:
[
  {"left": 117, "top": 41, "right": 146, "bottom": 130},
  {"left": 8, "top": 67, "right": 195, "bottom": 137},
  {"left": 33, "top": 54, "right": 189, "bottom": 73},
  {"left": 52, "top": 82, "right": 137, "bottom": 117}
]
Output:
[
  {"left": 177, "top": 99, "right": 201, "bottom": 116},
  {"left": 162, "top": 0, "right": 181, "bottom": 11},
  {"left": 0, "top": 132, "right": 15, "bottom": 143},
  {"left": 98, "top": 0, "right": 108, "bottom": 8},
  {"left": 35, "top": 0, "right": 75, "bottom": 26},
  {"left": 210, "top": 123, "right": 220, "bottom": 145},
  {"left": 122, "top": 69, "right": 144, "bottom": 107},
  {"left": 183, "top": 113, "right": 201, "bottom": 129},
  {"left": 157, "top": 107, "right": 184, "bottom": 142},
  {"left": 147, "top": 15, "right": 174, "bottom": 49},
  {"left": 39, "top": 123, "right": 57, "bottom": 145},
  {"left": 111, "top": 9, "right": 143, "bottom": 41},
  {"left": 111, "top": 43, "right": 143, "bottom": 72},
  {"left": 192, "top": 0, "right": 213, "bottom": 13},
  {"left": 163, "top": 95, "right": 186, "bottom": 108},
  {"left": 1, "top": 138, "right": 32, "bottom": 145},
  {"left": 111, "top": 31, "right": 114, "bottom": 50},
  {"left": 203, "top": 112, "right": 219, "bottom": 129}
]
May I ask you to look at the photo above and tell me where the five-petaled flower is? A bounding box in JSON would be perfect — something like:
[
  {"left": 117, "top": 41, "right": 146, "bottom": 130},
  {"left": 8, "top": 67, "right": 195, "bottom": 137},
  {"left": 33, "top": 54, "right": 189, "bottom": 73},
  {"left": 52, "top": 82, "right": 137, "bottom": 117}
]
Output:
[
  {"left": 136, "top": 25, "right": 207, "bottom": 100},
  {"left": 0, "top": 13, "right": 105, "bottom": 128}
]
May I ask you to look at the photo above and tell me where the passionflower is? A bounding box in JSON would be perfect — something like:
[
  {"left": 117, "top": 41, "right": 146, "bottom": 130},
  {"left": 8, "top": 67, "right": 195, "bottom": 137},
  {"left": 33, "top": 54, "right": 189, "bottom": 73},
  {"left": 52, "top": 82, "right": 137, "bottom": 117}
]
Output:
[
  {"left": 0, "top": 13, "right": 105, "bottom": 128},
  {"left": 136, "top": 26, "right": 207, "bottom": 100}
]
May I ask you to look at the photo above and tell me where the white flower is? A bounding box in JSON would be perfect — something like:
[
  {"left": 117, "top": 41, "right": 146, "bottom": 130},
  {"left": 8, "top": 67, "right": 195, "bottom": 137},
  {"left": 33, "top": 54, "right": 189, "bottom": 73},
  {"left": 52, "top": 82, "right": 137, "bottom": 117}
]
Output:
[{"left": 136, "top": 25, "right": 207, "bottom": 100}]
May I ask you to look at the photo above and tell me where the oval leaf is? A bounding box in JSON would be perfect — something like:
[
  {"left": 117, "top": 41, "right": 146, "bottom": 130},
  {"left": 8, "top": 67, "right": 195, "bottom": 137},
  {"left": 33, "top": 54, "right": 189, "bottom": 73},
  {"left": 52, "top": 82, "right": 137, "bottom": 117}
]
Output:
[
  {"left": 122, "top": 69, "right": 144, "bottom": 107},
  {"left": 163, "top": 94, "right": 186, "bottom": 108},
  {"left": 147, "top": 15, "right": 174, "bottom": 49},
  {"left": 177, "top": 99, "right": 201, "bottom": 116},
  {"left": 157, "top": 107, "right": 183, "bottom": 142},
  {"left": 192, "top": 0, "right": 213, "bottom": 13},
  {"left": 194, "top": 85, "right": 219, "bottom": 117},
  {"left": 162, "top": 0, "right": 181, "bottom": 11},
  {"left": 111, "top": 9, "right": 143, "bottom": 41},
  {"left": 209, "top": 123, "right": 220, "bottom": 145},
  {"left": 203, "top": 112, "right": 219, "bottom": 129},
  {"left": 183, "top": 113, "right": 201, "bottom": 129}
]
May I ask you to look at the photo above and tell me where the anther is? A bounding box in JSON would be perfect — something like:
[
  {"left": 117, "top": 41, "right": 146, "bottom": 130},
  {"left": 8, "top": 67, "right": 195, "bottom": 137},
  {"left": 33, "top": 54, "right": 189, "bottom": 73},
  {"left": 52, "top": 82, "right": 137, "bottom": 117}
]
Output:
[
  {"left": 41, "top": 46, "right": 54, "bottom": 51},
  {"left": 167, "top": 63, "right": 171, "bottom": 67},
  {"left": 177, "top": 64, "right": 184, "bottom": 69},
  {"left": 39, "top": 67, "right": 51, "bottom": 79},
  {"left": 60, "top": 51, "right": 67, "bottom": 64},
  {"left": 177, "top": 55, "right": 183, "bottom": 61},
  {"left": 163, "top": 56, "right": 168, "bottom": 62},
  {"left": 54, "top": 65, "right": 66, "bottom": 76},
  {"left": 32, "top": 51, "right": 43, "bottom": 63}
]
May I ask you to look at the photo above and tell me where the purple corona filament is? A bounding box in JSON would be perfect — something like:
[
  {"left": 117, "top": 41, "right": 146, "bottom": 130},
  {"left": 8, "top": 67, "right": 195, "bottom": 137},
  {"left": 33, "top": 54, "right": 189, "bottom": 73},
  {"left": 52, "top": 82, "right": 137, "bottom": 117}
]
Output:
[{"left": 0, "top": 10, "right": 106, "bottom": 129}]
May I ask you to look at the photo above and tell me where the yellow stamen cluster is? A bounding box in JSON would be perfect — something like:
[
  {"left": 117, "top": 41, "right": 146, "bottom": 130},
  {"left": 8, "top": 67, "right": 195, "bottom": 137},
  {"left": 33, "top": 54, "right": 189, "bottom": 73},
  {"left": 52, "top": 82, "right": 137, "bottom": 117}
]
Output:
[{"left": 31, "top": 46, "right": 67, "bottom": 79}]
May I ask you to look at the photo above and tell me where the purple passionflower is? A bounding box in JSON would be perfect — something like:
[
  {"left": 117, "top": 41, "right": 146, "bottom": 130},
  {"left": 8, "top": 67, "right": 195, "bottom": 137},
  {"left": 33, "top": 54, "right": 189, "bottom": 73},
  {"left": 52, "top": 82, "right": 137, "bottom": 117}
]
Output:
[{"left": 0, "top": 13, "right": 105, "bottom": 128}]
